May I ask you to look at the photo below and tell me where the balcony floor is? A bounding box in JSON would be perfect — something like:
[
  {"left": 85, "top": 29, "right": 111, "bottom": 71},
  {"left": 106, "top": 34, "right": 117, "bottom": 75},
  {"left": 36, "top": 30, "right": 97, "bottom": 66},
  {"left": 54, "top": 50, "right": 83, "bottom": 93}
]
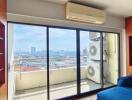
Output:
[{"left": 14, "top": 79, "right": 113, "bottom": 100}]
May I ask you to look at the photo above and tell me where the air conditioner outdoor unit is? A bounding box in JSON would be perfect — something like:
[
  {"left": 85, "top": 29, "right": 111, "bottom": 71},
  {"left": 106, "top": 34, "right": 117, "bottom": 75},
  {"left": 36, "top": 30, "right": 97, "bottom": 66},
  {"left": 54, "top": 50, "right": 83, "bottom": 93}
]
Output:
[
  {"left": 87, "top": 61, "right": 107, "bottom": 83},
  {"left": 66, "top": 2, "right": 106, "bottom": 24},
  {"left": 89, "top": 32, "right": 106, "bottom": 41},
  {"left": 89, "top": 41, "right": 106, "bottom": 60}
]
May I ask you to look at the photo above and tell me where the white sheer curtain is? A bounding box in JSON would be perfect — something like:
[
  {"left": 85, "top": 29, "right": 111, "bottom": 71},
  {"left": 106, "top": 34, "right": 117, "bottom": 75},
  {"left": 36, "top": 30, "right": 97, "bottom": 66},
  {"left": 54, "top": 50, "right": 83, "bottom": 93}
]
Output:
[
  {"left": 8, "top": 23, "right": 15, "bottom": 100},
  {"left": 8, "top": 23, "right": 14, "bottom": 71}
]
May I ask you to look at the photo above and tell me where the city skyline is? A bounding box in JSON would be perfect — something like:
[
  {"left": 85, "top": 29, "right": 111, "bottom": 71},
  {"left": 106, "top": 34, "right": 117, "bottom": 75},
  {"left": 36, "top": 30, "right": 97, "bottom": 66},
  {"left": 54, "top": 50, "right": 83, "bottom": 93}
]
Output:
[
  {"left": 12, "top": 24, "right": 90, "bottom": 71},
  {"left": 13, "top": 24, "right": 90, "bottom": 53}
]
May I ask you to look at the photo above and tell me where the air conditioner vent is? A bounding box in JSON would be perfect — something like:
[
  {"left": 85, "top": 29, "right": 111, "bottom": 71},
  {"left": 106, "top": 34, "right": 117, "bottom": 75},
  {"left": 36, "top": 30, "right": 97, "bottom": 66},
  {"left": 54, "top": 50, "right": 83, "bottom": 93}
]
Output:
[{"left": 66, "top": 2, "right": 106, "bottom": 24}]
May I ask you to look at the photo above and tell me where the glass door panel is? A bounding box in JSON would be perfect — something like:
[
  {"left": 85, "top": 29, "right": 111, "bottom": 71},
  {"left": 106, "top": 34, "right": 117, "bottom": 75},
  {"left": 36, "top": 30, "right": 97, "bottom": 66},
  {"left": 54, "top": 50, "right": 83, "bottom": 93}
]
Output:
[
  {"left": 8, "top": 22, "right": 120, "bottom": 100},
  {"left": 103, "top": 33, "right": 119, "bottom": 88},
  {"left": 49, "top": 28, "right": 77, "bottom": 99},
  {"left": 11, "top": 24, "right": 47, "bottom": 100},
  {"left": 80, "top": 31, "right": 102, "bottom": 93}
]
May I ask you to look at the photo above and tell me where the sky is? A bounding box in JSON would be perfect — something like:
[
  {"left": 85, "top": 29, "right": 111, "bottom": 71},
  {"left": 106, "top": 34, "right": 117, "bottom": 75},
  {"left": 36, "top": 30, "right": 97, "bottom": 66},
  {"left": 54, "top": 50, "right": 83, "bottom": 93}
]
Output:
[{"left": 13, "top": 24, "right": 90, "bottom": 53}]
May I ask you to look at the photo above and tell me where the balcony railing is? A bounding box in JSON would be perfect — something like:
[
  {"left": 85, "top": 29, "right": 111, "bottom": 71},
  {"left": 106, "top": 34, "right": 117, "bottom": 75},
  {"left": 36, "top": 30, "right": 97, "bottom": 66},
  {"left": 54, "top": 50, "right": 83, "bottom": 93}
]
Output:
[{"left": 15, "top": 66, "right": 88, "bottom": 91}]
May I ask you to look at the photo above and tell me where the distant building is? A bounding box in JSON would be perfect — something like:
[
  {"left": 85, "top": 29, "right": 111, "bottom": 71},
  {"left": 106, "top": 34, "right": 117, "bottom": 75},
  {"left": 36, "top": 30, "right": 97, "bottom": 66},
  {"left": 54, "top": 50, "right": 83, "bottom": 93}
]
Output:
[
  {"left": 82, "top": 48, "right": 88, "bottom": 56},
  {"left": 31, "top": 47, "right": 36, "bottom": 56}
]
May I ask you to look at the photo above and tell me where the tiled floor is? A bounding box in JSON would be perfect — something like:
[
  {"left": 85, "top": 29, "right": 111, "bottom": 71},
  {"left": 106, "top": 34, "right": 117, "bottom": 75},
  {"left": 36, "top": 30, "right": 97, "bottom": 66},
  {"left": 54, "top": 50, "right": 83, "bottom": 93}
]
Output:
[
  {"left": 14, "top": 94, "right": 97, "bottom": 100},
  {"left": 14, "top": 79, "right": 112, "bottom": 100},
  {"left": 79, "top": 95, "right": 97, "bottom": 100}
]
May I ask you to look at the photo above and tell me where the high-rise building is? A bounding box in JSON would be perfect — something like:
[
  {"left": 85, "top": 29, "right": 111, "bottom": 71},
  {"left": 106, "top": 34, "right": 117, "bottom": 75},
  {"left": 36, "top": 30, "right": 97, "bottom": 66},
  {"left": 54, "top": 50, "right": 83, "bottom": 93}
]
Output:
[
  {"left": 82, "top": 48, "right": 88, "bottom": 56},
  {"left": 31, "top": 47, "right": 36, "bottom": 56}
]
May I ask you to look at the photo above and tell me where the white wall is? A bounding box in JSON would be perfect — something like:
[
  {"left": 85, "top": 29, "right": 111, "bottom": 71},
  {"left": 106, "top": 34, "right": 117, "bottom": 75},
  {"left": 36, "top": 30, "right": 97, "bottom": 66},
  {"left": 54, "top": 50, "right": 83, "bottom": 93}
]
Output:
[
  {"left": 7, "top": 0, "right": 124, "bottom": 32},
  {"left": 7, "top": 0, "right": 124, "bottom": 28},
  {"left": 7, "top": 0, "right": 126, "bottom": 75},
  {"left": 121, "top": 29, "right": 126, "bottom": 76}
]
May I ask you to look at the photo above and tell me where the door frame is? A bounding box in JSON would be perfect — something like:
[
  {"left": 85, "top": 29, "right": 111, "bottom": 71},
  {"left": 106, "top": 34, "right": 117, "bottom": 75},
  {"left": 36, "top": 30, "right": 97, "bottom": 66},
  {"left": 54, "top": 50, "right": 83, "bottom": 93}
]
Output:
[{"left": 7, "top": 21, "right": 120, "bottom": 100}]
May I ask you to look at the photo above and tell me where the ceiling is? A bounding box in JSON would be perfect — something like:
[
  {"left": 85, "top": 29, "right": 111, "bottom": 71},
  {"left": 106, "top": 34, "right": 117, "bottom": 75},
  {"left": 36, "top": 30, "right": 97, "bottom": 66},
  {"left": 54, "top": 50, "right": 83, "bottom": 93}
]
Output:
[{"left": 45, "top": 0, "right": 132, "bottom": 17}]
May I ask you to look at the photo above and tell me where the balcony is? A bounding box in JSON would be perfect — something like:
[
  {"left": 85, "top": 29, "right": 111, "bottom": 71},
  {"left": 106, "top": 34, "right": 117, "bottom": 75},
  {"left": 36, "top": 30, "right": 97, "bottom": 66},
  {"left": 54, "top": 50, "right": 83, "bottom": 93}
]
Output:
[{"left": 8, "top": 66, "right": 113, "bottom": 100}]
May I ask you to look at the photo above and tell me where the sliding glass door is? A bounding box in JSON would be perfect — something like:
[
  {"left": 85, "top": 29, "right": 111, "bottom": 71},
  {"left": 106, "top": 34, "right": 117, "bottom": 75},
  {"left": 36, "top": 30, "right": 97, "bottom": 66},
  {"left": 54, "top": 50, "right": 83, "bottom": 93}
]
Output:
[
  {"left": 49, "top": 28, "right": 77, "bottom": 99},
  {"left": 9, "top": 24, "right": 47, "bottom": 100},
  {"left": 8, "top": 22, "right": 120, "bottom": 100},
  {"left": 103, "top": 33, "right": 119, "bottom": 88},
  {"left": 80, "top": 31, "right": 102, "bottom": 93}
]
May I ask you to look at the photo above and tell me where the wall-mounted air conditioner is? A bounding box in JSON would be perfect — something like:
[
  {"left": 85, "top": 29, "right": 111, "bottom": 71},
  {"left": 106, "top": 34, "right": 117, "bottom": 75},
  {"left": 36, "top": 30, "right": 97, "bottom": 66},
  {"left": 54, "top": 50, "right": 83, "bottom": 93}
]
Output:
[{"left": 66, "top": 2, "right": 106, "bottom": 24}]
